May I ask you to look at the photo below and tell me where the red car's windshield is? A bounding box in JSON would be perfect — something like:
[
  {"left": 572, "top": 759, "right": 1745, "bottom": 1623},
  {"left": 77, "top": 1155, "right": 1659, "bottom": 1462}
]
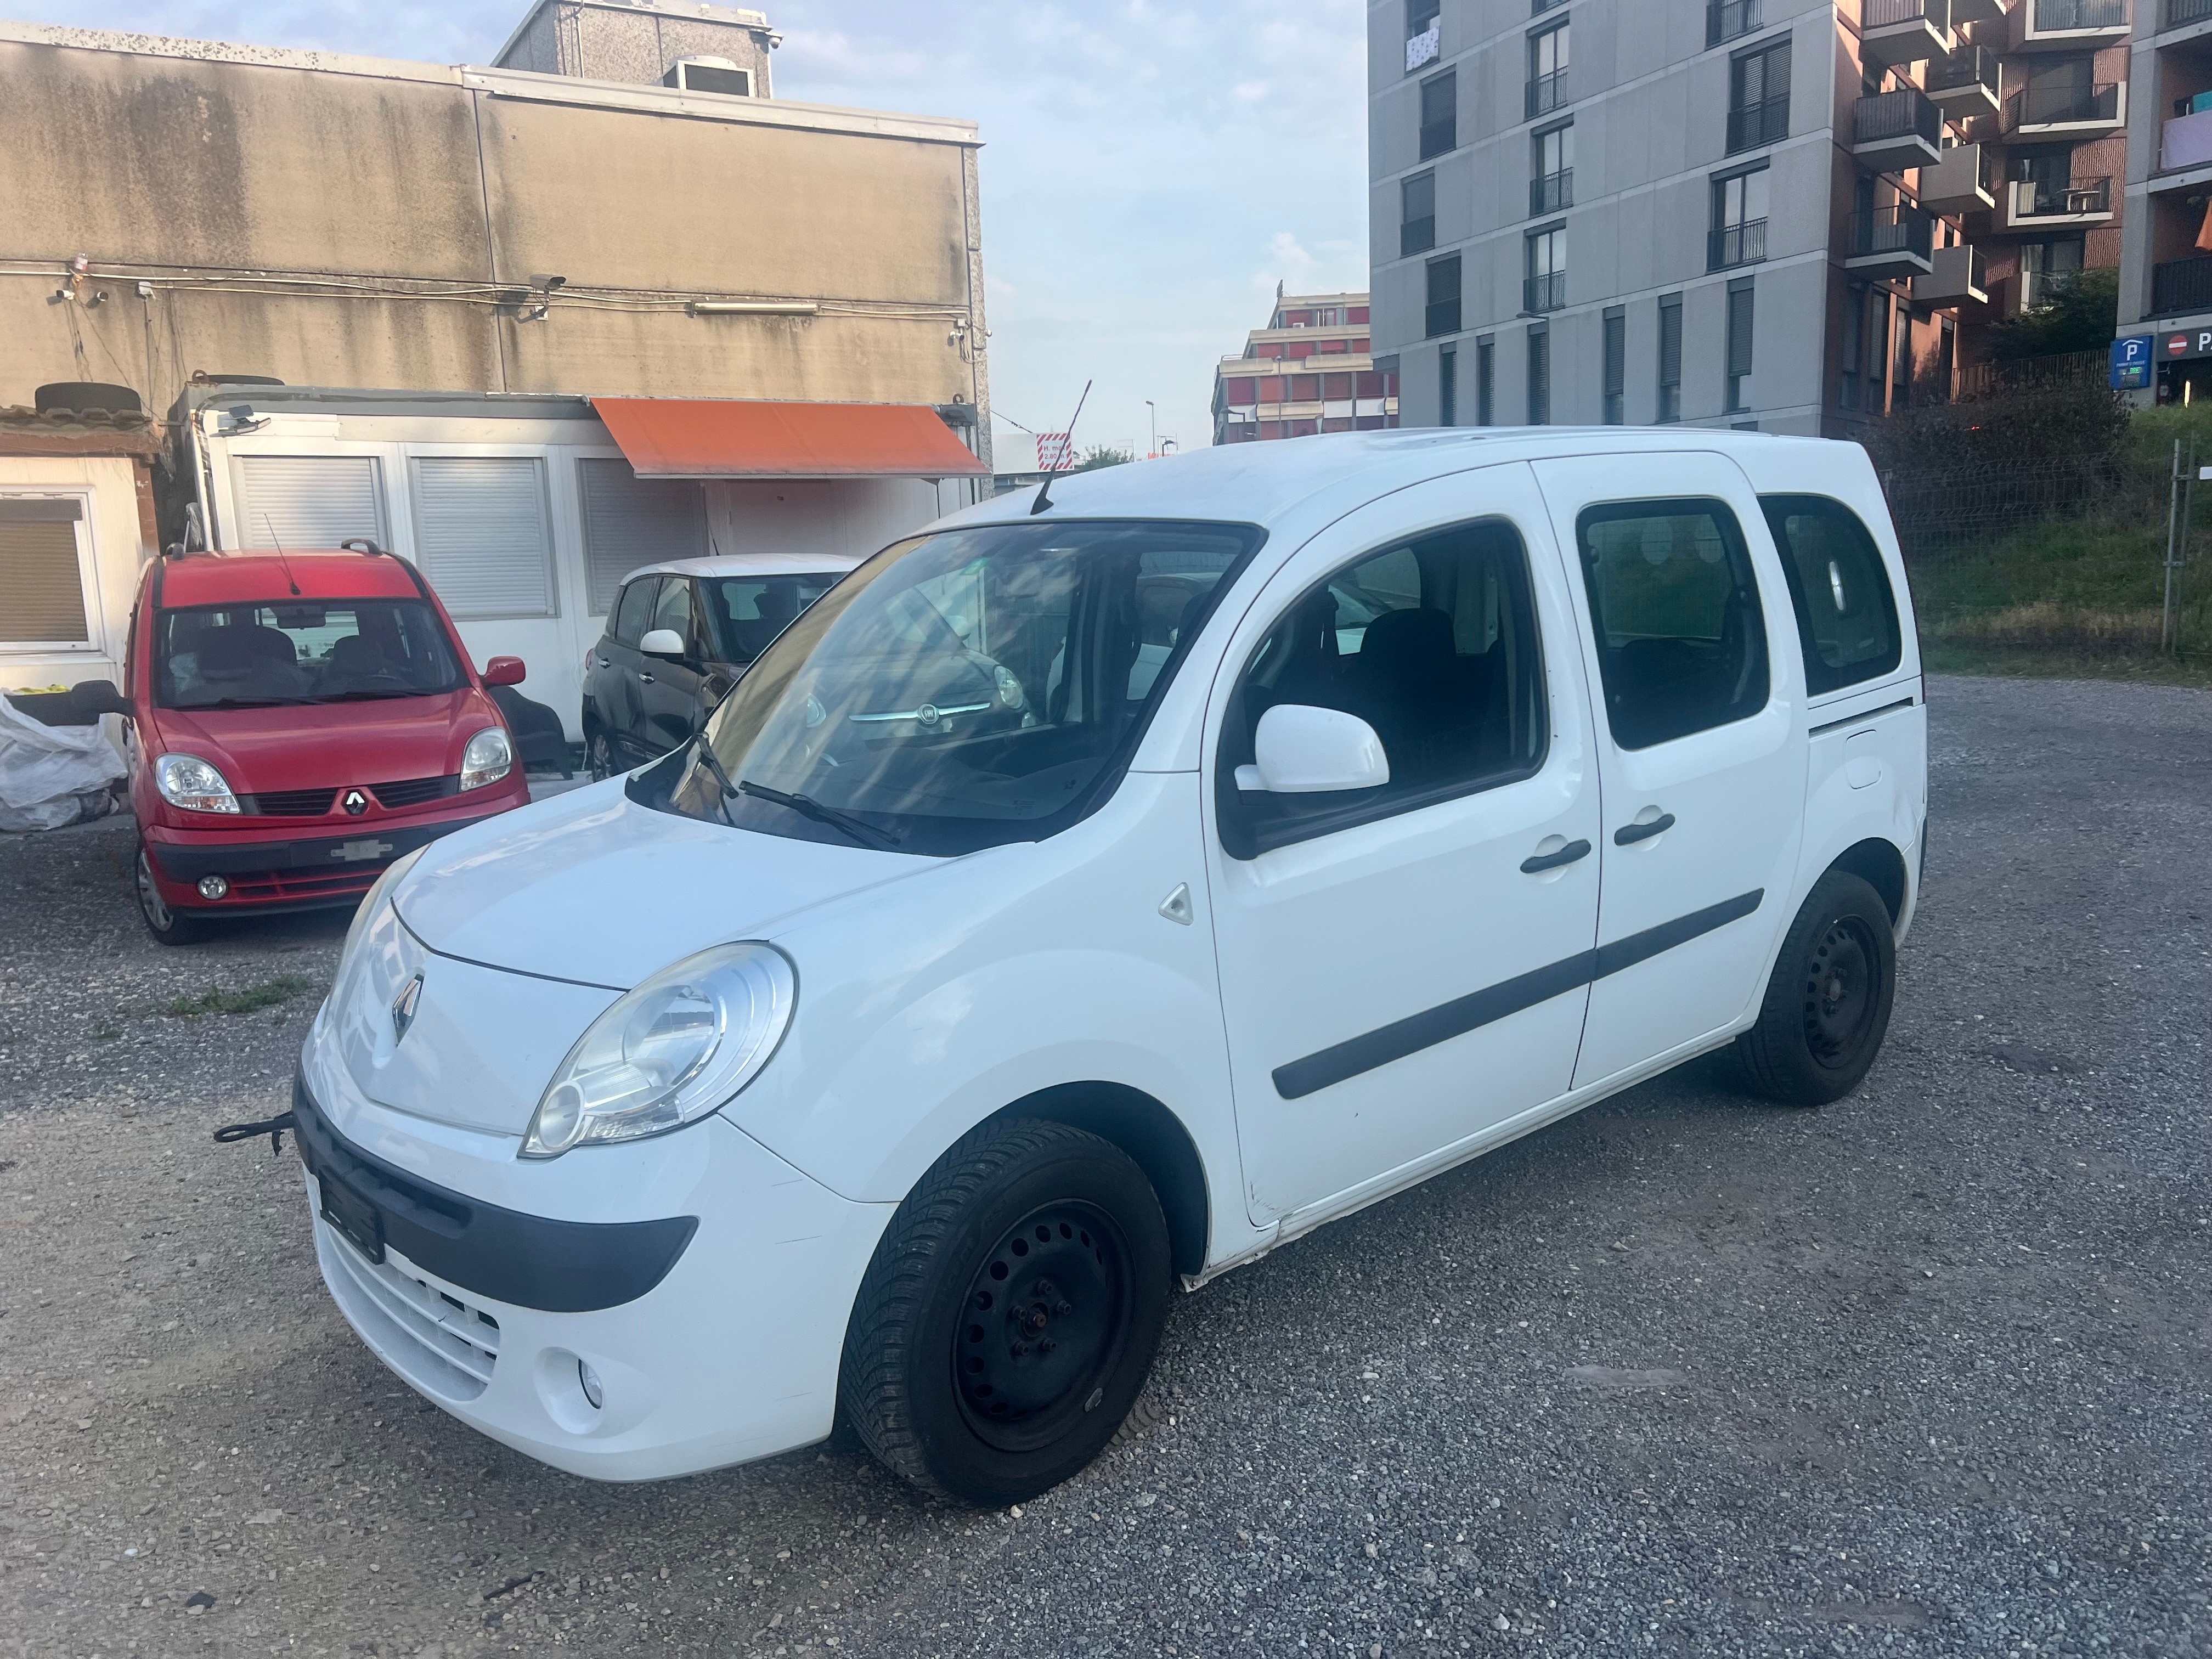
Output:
[{"left": 154, "top": 600, "right": 466, "bottom": 710}]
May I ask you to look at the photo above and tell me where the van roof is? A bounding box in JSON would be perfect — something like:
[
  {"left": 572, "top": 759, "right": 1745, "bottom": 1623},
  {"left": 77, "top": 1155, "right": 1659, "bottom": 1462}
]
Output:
[
  {"left": 944, "top": 426, "right": 1839, "bottom": 536},
  {"left": 157, "top": 548, "right": 427, "bottom": 608}
]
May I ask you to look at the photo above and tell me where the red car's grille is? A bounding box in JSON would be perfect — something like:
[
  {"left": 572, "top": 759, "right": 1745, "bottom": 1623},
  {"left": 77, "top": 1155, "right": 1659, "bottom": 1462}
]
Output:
[
  {"left": 372, "top": 775, "right": 458, "bottom": 809},
  {"left": 244, "top": 788, "right": 338, "bottom": 817},
  {"left": 225, "top": 868, "right": 382, "bottom": 903}
]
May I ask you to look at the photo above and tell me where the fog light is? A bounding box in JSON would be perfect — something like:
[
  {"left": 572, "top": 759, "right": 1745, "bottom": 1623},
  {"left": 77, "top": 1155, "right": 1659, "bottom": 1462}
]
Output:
[
  {"left": 198, "top": 874, "right": 229, "bottom": 900},
  {"left": 577, "top": 1360, "right": 604, "bottom": 1411}
]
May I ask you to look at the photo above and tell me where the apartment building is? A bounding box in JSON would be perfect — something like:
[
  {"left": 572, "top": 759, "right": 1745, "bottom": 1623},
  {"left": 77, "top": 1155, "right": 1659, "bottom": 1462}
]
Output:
[
  {"left": 2117, "top": 0, "right": 2212, "bottom": 401},
  {"left": 1212, "top": 291, "right": 1402, "bottom": 443},
  {"left": 1368, "top": 0, "right": 2132, "bottom": 436}
]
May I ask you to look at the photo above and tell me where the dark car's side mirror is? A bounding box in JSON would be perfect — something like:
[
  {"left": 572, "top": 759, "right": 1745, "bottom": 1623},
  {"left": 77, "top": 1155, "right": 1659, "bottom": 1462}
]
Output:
[
  {"left": 70, "top": 679, "right": 132, "bottom": 720},
  {"left": 637, "top": 628, "right": 686, "bottom": 661},
  {"left": 483, "top": 656, "right": 527, "bottom": 687}
]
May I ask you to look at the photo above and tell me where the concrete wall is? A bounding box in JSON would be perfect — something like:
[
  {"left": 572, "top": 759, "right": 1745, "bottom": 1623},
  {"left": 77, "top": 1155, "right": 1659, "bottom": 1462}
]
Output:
[
  {"left": 494, "top": 2, "right": 776, "bottom": 97},
  {"left": 0, "top": 22, "right": 985, "bottom": 443}
]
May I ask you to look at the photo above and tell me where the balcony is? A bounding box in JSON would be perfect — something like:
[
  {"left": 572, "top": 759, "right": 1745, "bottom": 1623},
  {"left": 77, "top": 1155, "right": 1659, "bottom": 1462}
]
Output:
[
  {"left": 1918, "top": 142, "right": 1997, "bottom": 212},
  {"left": 1526, "top": 69, "right": 1568, "bottom": 122},
  {"left": 1847, "top": 204, "right": 1936, "bottom": 276},
  {"left": 2013, "top": 0, "right": 2131, "bottom": 51},
  {"left": 1707, "top": 0, "right": 1762, "bottom": 47},
  {"left": 1863, "top": 0, "right": 1954, "bottom": 67},
  {"left": 1950, "top": 0, "right": 2006, "bottom": 18},
  {"left": 1924, "top": 45, "right": 2000, "bottom": 119},
  {"left": 2163, "top": 107, "right": 2212, "bottom": 171},
  {"left": 1709, "top": 218, "right": 1769, "bottom": 270},
  {"left": 2153, "top": 253, "right": 2212, "bottom": 314},
  {"left": 1853, "top": 87, "right": 1945, "bottom": 172},
  {"left": 1523, "top": 272, "right": 1568, "bottom": 314},
  {"left": 1530, "top": 168, "right": 1573, "bottom": 216},
  {"left": 1997, "top": 174, "right": 2115, "bottom": 229},
  {"left": 1728, "top": 94, "right": 1791, "bottom": 153},
  {"left": 2170, "top": 0, "right": 2212, "bottom": 28},
  {"left": 1916, "top": 245, "right": 1989, "bottom": 306},
  {"left": 2003, "top": 80, "right": 2126, "bottom": 137}
]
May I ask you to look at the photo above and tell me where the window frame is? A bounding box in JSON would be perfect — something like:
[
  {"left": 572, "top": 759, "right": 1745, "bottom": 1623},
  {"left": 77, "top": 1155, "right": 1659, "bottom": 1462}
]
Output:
[
  {"left": 1401, "top": 168, "right": 1438, "bottom": 257},
  {"left": 1573, "top": 495, "right": 1772, "bottom": 752},
  {"left": 1757, "top": 493, "right": 1904, "bottom": 696},
  {"left": 1419, "top": 69, "right": 1458, "bottom": 160},
  {"left": 1425, "top": 253, "right": 1463, "bottom": 338},
  {"left": 612, "top": 575, "right": 662, "bottom": 647},
  {"left": 1214, "top": 515, "right": 1553, "bottom": 861},
  {"left": 0, "top": 491, "right": 101, "bottom": 653}
]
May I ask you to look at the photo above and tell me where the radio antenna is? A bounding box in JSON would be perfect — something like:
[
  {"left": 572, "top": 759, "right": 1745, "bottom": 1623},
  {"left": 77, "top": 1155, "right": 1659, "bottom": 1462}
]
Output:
[
  {"left": 260, "top": 514, "right": 302, "bottom": 596},
  {"left": 1029, "top": 379, "right": 1093, "bottom": 516}
]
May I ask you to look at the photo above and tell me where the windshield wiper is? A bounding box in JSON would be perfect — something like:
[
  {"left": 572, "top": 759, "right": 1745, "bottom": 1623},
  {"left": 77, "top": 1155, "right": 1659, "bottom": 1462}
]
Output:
[
  {"left": 176, "top": 695, "right": 317, "bottom": 708},
  {"left": 737, "top": 779, "right": 902, "bottom": 851},
  {"left": 686, "top": 737, "right": 739, "bottom": 827}
]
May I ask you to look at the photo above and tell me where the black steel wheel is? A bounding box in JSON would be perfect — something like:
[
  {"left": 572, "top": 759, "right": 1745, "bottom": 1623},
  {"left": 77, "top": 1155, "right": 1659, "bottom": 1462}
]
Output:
[
  {"left": 586, "top": 730, "right": 617, "bottom": 782},
  {"left": 840, "top": 1119, "right": 1171, "bottom": 1505},
  {"left": 1733, "top": 869, "right": 1897, "bottom": 1105},
  {"left": 134, "top": 839, "right": 210, "bottom": 947}
]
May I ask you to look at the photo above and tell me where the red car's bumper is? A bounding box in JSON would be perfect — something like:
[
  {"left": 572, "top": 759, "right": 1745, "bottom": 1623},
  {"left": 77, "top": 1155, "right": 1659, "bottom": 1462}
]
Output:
[{"left": 142, "top": 788, "right": 526, "bottom": 915}]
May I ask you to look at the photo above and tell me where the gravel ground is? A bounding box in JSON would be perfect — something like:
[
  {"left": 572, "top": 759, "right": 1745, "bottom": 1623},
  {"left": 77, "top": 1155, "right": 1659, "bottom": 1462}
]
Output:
[{"left": 1, "top": 675, "right": 2206, "bottom": 1659}]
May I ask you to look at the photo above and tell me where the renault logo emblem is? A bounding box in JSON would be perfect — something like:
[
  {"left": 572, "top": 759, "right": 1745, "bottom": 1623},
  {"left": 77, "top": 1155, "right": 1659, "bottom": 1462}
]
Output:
[
  {"left": 343, "top": 788, "right": 369, "bottom": 816},
  {"left": 392, "top": 973, "right": 424, "bottom": 1043}
]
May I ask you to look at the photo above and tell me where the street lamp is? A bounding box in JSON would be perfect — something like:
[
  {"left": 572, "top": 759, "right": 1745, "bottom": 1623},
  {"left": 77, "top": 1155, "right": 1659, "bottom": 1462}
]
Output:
[{"left": 1146, "top": 399, "right": 1157, "bottom": 459}]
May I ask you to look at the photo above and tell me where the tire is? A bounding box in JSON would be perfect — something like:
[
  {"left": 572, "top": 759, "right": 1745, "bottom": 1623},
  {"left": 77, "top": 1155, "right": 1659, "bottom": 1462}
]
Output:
[
  {"left": 586, "top": 729, "right": 617, "bottom": 782},
  {"left": 1731, "top": 870, "right": 1897, "bottom": 1105},
  {"left": 838, "top": 1119, "right": 1172, "bottom": 1506},
  {"left": 134, "top": 840, "right": 212, "bottom": 946}
]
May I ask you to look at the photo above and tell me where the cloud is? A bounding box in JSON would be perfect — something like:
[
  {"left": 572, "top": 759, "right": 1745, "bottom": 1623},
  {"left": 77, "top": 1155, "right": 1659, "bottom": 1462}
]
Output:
[{"left": 1231, "top": 80, "right": 1268, "bottom": 104}]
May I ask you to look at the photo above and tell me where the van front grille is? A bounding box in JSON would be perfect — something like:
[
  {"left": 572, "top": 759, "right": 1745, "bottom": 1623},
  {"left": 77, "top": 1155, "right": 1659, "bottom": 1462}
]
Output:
[
  {"left": 244, "top": 788, "right": 337, "bottom": 817},
  {"left": 313, "top": 1198, "right": 501, "bottom": 1403},
  {"left": 371, "top": 775, "right": 458, "bottom": 809}
]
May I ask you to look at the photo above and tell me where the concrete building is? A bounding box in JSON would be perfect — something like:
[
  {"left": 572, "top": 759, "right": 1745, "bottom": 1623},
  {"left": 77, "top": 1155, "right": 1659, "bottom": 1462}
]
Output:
[
  {"left": 1211, "top": 290, "right": 1402, "bottom": 444},
  {"left": 2117, "top": 0, "right": 2212, "bottom": 400},
  {"left": 1369, "top": 0, "right": 2132, "bottom": 436},
  {"left": 0, "top": 5, "right": 994, "bottom": 728}
]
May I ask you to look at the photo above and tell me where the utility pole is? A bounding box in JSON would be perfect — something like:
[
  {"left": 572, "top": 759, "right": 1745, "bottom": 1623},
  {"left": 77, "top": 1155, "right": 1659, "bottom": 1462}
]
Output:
[{"left": 1145, "top": 400, "right": 1157, "bottom": 460}]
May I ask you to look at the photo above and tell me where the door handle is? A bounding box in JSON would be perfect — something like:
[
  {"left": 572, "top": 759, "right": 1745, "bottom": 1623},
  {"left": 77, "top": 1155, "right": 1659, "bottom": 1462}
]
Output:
[
  {"left": 1614, "top": 813, "right": 1676, "bottom": 847},
  {"left": 638, "top": 672, "right": 656, "bottom": 684},
  {"left": 1520, "top": 838, "right": 1592, "bottom": 874}
]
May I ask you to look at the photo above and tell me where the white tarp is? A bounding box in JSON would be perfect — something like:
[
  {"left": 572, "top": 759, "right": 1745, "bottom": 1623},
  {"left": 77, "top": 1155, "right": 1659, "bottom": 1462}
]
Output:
[{"left": 0, "top": 696, "right": 126, "bottom": 832}]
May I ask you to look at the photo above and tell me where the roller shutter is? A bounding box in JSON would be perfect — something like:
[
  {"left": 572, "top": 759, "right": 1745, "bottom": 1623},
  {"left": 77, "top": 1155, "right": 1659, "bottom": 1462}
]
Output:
[{"left": 408, "top": 456, "right": 557, "bottom": 619}]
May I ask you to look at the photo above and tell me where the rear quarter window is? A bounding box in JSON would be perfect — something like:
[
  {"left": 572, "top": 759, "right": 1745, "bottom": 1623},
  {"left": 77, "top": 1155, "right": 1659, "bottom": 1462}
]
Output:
[{"left": 1758, "top": 495, "right": 1903, "bottom": 696}]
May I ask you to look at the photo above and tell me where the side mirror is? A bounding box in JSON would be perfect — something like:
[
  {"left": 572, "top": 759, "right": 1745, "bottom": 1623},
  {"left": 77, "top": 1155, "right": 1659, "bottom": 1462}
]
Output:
[
  {"left": 638, "top": 628, "right": 686, "bottom": 659},
  {"left": 483, "top": 655, "right": 527, "bottom": 687},
  {"left": 1234, "top": 704, "right": 1390, "bottom": 794},
  {"left": 70, "top": 679, "right": 132, "bottom": 720}
]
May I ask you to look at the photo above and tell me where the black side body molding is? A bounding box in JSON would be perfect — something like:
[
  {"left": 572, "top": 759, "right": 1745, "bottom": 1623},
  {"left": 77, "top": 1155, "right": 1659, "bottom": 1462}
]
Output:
[
  {"left": 1272, "top": 889, "right": 1764, "bottom": 1101},
  {"left": 289, "top": 1073, "right": 698, "bottom": 1312}
]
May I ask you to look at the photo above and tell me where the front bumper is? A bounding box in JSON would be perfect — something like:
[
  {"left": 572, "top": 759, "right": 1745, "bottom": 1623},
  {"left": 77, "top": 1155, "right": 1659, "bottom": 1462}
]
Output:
[
  {"left": 293, "top": 1063, "right": 895, "bottom": 1481},
  {"left": 144, "top": 800, "right": 514, "bottom": 912}
]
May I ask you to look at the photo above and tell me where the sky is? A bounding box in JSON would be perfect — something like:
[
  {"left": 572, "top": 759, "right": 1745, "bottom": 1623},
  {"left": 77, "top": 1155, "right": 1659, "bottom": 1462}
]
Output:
[{"left": 20, "top": 0, "right": 1372, "bottom": 460}]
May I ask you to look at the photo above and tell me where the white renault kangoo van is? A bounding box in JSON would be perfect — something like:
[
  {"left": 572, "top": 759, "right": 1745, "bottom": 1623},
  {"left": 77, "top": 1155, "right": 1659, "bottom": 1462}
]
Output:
[{"left": 288, "top": 430, "right": 1926, "bottom": 1504}]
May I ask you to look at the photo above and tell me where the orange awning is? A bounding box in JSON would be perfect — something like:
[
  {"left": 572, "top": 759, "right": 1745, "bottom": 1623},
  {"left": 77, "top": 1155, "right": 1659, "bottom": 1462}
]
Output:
[{"left": 591, "top": 397, "right": 987, "bottom": 480}]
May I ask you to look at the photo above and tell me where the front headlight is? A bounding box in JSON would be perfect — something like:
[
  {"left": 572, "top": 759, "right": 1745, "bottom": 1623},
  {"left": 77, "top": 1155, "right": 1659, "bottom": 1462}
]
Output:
[
  {"left": 460, "top": 726, "right": 513, "bottom": 791},
  {"left": 154, "top": 753, "right": 240, "bottom": 814},
  {"left": 521, "top": 943, "right": 795, "bottom": 1159},
  {"left": 340, "top": 845, "right": 427, "bottom": 971}
]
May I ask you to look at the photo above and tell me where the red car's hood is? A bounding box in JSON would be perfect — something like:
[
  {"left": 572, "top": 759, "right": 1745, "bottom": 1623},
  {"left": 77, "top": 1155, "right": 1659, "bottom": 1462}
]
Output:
[{"left": 150, "top": 690, "right": 498, "bottom": 793}]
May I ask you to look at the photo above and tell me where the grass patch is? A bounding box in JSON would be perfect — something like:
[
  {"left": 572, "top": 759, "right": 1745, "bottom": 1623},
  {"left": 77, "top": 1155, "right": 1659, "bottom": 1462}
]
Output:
[{"left": 161, "top": 975, "right": 315, "bottom": 1018}]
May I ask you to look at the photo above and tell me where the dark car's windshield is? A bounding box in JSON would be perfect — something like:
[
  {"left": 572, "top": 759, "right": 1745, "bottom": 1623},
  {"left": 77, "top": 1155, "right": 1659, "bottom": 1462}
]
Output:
[
  {"left": 155, "top": 600, "right": 466, "bottom": 709},
  {"left": 654, "top": 520, "right": 1261, "bottom": 855},
  {"left": 702, "top": 573, "right": 845, "bottom": 663}
]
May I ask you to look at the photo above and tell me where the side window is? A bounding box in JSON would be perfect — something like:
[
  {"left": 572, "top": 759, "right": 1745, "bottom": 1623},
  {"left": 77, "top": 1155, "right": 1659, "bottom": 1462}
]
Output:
[
  {"left": 1758, "top": 495, "right": 1903, "bottom": 696},
  {"left": 651, "top": 577, "right": 700, "bottom": 653},
  {"left": 1576, "top": 499, "right": 1769, "bottom": 750},
  {"left": 612, "top": 578, "right": 659, "bottom": 647},
  {"left": 1219, "top": 519, "right": 1548, "bottom": 858}
]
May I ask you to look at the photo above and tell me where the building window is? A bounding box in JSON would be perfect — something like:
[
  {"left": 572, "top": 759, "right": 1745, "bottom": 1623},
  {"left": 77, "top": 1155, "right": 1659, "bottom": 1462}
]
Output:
[
  {"left": 1602, "top": 306, "right": 1626, "bottom": 425},
  {"left": 2021, "top": 234, "right": 2086, "bottom": 310},
  {"left": 1527, "top": 325, "right": 1551, "bottom": 425},
  {"left": 1526, "top": 21, "right": 1568, "bottom": 121},
  {"left": 1425, "top": 253, "right": 1462, "bottom": 338},
  {"left": 1726, "top": 35, "right": 1791, "bottom": 154},
  {"left": 1533, "top": 0, "right": 1567, "bottom": 12},
  {"left": 1524, "top": 224, "right": 1567, "bottom": 314},
  {"left": 1406, "top": 0, "right": 1441, "bottom": 74},
  {"left": 1725, "top": 276, "right": 1756, "bottom": 414},
  {"left": 1420, "top": 70, "right": 1457, "bottom": 160},
  {"left": 1476, "top": 335, "right": 1496, "bottom": 426},
  {"left": 1709, "top": 163, "right": 1769, "bottom": 270},
  {"left": 1402, "top": 170, "right": 1437, "bottom": 257},
  {"left": 1707, "top": 0, "right": 1762, "bottom": 48},
  {"left": 1657, "top": 292, "right": 1684, "bottom": 424},
  {"left": 1440, "top": 344, "right": 1458, "bottom": 426},
  {"left": 408, "top": 456, "right": 558, "bottom": 620},
  {"left": 1531, "top": 122, "right": 1574, "bottom": 217},
  {"left": 0, "top": 496, "right": 92, "bottom": 647},
  {"left": 579, "top": 459, "right": 708, "bottom": 615},
  {"left": 1838, "top": 281, "right": 1865, "bottom": 410}
]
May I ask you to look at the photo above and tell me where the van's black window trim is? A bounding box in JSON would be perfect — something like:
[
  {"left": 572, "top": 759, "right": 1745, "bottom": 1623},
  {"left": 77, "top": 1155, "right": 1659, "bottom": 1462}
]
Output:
[
  {"left": 1757, "top": 493, "right": 1905, "bottom": 696},
  {"left": 1214, "top": 513, "right": 1552, "bottom": 862}
]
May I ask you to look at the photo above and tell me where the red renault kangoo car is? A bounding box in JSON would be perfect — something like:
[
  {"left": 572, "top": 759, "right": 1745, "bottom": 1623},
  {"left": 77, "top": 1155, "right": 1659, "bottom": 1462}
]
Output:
[{"left": 72, "top": 542, "right": 533, "bottom": 944}]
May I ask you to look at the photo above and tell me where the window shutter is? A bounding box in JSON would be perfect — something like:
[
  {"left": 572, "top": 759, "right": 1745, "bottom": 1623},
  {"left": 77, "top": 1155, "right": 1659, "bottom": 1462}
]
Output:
[
  {"left": 233, "top": 456, "right": 386, "bottom": 549},
  {"left": 578, "top": 459, "right": 708, "bottom": 616},
  {"left": 1603, "top": 309, "right": 1627, "bottom": 398},
  {"left": 1659, "top": 298, "right": 1685, "bottom": 387},
  {"left": 1728, "top": 280, "right": 1757, "bottom": 379},
  {"left": 408, "top": 457, "right": 557, "bottom": 619},
  {"left": 1527, "top": 329, "right": 1551, "bottom": 425},
  {"left": 0, "top": 501, "right": 88, "bottom": 644}
]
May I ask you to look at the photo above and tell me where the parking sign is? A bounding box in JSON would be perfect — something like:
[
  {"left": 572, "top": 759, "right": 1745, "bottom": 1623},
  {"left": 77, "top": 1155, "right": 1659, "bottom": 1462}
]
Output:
[{"left": 2111, "top": 336, "right": 2153, "bottom": 391}]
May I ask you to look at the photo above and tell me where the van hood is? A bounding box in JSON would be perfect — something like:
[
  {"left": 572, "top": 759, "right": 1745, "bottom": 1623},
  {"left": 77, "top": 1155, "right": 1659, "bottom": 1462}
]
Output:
[
  {"left": 390, "top": 778, "right": 929, "bottom": 988},
  {"left": 152, "top": 690, "right": 494, "bottom": 793}
]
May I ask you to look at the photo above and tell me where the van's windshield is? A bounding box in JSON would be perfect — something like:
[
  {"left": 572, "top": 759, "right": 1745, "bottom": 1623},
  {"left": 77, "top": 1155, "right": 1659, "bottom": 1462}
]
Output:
[
  {"left": 154, "top": 600, "right": 466, "bottom": 709},
  {"left": 656, "top": 520, "right": 1261, "bottom": 856}
]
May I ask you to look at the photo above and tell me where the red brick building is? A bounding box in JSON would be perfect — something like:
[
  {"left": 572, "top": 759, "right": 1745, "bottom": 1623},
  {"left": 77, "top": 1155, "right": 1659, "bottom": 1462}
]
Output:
[{"left": 1212, "top": 289, "right": 1401, "bottom": 444}]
